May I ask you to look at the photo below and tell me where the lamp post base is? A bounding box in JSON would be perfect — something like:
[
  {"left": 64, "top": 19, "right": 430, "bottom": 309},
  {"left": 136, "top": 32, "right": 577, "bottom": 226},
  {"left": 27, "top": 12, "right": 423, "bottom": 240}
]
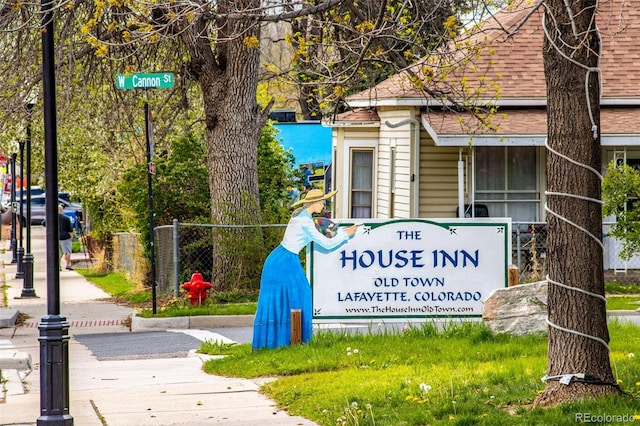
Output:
[
  {"left": 10, "top": 236, "right": 17, "bottom": 263},
  {"left": 16, "top": 247, "right": 24, "bottom": 278},
  {"left": 37, "top": 315, "right": 73, "bottom": 425},
  {"left": 19, "top": 252, "right": 37, "bottom": 298}
]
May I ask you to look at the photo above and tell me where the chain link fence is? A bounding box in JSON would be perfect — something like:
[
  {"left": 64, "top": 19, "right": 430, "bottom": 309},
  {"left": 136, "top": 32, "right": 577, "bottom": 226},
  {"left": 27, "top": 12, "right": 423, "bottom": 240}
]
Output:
[
  {"left": 157, "top": 221, "right": 553, "bottom": 294},
  {"left": 155, "top": 221, "right": 286, "bottom": 296},
  {"left": 512, "top": 222, "right": 548, "bottom": 283},
  {"left": 113, "top": 220, "right": 635, "bottom": 295},
  {"left": 112, "top": 232, "right": 147, "bottom": 283},
  {"left": 511, "top": 221, "right": 636, "bottom": 282}
]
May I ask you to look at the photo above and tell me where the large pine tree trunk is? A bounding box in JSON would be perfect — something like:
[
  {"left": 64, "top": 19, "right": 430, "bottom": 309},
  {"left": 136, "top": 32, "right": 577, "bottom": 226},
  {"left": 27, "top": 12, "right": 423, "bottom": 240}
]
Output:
[{"left": 535, "top": 0, "right": 618, "bottom": 406}]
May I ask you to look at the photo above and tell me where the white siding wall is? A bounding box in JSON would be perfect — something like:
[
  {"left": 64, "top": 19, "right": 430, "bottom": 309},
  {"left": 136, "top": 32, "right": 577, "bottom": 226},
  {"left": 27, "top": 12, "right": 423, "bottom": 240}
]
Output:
[
  {"left": 332, "top": 107, "right": 462, "bottom": 219},
  {"left": 377, "top": 140, "right": 391, "bottom": 217},
  {"left": 332, "top": 127, "right": 379, "bottom": 218},
  {"left": 332, "top": 107, "right": 473, "bottom": 219},
  {"left": 418, "top": 136, "right": 462, "bottom": 218},
  {"left": 378, "top": 109, "right": 418, "bottom": 218}
]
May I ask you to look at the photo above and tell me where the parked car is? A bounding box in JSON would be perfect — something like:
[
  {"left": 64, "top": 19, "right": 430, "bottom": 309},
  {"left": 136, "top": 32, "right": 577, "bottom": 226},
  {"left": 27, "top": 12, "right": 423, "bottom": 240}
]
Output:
[
  {"left": 17, "top": 186, "right": 71, "bottom": 201},
  {"left": 18, "top": 186, "right": 45, "bottom": 199},
  {"left": 19, "top": 195, "right": 82, "bottom": 227},
  {"left": 2, "top": 186, "right": 45, "bottom": 211}
]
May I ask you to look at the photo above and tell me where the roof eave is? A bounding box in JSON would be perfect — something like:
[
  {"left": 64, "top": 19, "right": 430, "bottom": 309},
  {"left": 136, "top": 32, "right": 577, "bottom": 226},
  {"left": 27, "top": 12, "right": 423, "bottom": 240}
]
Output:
[
  {"left": 347, "top": 97, "right": 549, "bottom": 108},
  {"left": 348, "top": 97, "right": 640, "bottom": 109},
  {"left": 323, "top": 121, "right": 381, "bottom": 128},
  {"left": 434, "top": 134, "right": 640, "bottom": 147}
]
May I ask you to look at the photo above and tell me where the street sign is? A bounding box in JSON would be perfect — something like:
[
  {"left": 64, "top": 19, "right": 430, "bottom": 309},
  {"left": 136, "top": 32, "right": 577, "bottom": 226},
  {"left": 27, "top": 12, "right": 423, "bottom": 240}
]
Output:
[{"left": 116, "top": 72, "right": 174, "bottom": 90}]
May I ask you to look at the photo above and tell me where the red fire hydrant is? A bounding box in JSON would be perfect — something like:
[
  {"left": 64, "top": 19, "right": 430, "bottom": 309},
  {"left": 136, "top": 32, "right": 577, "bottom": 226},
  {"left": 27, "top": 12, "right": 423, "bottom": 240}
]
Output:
[{"left": 182, "top": 271, "right": 213, "bottom": 305}]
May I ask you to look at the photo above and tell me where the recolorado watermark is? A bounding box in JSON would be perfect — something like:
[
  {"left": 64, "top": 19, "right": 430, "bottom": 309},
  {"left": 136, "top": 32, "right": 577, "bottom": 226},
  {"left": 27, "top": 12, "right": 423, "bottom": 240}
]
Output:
[{"left": 575, "top": 413, "right": 637, "bottom": 423}]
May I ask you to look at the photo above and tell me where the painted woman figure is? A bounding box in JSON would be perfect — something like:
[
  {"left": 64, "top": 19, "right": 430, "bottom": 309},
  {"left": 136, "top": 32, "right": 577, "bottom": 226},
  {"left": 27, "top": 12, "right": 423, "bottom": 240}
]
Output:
[{"left": 252, "top": 189, "right": 358, "bottom": 350}]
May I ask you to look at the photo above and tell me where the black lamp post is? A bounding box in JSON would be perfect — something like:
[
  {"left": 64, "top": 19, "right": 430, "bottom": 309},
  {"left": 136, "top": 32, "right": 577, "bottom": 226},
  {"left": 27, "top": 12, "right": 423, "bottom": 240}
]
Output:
[
  {"left": 10, "top": 153, "right": 17, "bottom": 263},
  {"left": 37, "top": 0, "right": 73, "bottom": 423},
  {"left": 15, "top": 140, "right": 25, "bottom": 279},
  {"left": 21, "top": 100, "right": 36, "bottom": 298}
]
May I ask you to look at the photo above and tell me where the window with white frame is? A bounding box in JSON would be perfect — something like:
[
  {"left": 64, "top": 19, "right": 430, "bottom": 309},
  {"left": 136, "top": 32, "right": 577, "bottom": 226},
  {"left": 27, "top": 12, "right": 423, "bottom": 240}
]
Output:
[
  {"left": 475, "top": 146, "right": 539, "bottom": 221},
  {"left": 351, "top": 149, "right": 374, "bottom": 218}
]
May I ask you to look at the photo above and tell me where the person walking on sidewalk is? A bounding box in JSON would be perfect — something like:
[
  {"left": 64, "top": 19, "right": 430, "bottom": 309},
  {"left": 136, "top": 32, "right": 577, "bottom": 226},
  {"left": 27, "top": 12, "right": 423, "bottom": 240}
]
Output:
[{"left": 58, "top": 204, "right": 74, "bottom": 270}]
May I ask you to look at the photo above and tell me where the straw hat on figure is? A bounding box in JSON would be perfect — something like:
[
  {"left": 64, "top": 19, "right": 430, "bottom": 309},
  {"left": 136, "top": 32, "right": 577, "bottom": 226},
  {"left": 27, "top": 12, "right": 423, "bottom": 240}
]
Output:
[{"left": 252, "top": 189, "right": 358, "bottom": 350}]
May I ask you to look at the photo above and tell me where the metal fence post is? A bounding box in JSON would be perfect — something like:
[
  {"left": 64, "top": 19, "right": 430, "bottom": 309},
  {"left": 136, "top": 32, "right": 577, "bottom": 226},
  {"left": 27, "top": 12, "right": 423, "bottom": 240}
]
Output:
[
  {"left": 515, "top": 222, "right": 522, "bottom": 272},
  {"left": 173, "top": 219, "right": 180, "bottom": 297}
]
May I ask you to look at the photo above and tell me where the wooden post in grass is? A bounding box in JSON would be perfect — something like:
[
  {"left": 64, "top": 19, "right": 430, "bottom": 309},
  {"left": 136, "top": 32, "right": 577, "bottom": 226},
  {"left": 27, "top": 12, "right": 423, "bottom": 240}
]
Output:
[
  {"left": 508, "top": 265, "right": 519, "bottom": 286},
  {"left": 290, "top": 309, "right": 302, "bottom": 345}
]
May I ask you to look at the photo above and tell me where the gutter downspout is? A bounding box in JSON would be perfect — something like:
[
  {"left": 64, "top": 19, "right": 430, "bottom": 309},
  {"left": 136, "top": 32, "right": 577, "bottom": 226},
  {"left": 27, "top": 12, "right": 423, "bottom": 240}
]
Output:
[
  {"left": 385, "top": 119, "right": 420, "bottom": 217},
  {"left": 390, "top": 138, "right": 397, "bottom": 218},
  {"left": 458, "top": 149, "right": 464, "bottom": 218}
]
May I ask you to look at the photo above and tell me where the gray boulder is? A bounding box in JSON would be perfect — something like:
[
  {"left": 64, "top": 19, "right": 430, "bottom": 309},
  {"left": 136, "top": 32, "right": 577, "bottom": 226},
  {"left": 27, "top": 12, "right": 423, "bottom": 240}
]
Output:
[{"left": 482, "top": 280, "right": 548, "bottom": 335}]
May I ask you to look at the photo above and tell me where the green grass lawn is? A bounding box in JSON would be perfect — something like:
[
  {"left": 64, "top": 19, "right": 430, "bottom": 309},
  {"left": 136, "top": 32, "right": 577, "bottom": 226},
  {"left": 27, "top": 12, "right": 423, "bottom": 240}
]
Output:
[
  {"left": 607, "top": 296, "right": 640, "bottom": 311},
  {"left": 76, "top": 269, "right": 151, "bottom": 305},
  {"left": 605, "top": 282, "right": 640, "bottom": 294},
  {"left": 200, "top": 321, "right": 640, "bottom": 426},
  {"left": 136, "top": 300, "right": 257, "bottom": 318},
  {"left": 77, "top": 268, "right": 640, "bottom": 317},
  {"left": 605, "top": 283, "right": 640, "bottom": 311}
]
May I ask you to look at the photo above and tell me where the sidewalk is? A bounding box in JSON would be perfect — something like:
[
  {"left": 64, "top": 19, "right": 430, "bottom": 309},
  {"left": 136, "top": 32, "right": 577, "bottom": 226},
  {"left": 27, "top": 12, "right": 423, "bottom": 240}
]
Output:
[{"left": 0, "top": 226, "right": 317, "bottom": 425}]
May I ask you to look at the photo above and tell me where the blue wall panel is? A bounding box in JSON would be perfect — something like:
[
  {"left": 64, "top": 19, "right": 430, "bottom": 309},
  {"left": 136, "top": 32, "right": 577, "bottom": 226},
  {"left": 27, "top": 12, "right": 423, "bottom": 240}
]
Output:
[{"left": 273, "top": 122, "right": 332, "bottom": 167}]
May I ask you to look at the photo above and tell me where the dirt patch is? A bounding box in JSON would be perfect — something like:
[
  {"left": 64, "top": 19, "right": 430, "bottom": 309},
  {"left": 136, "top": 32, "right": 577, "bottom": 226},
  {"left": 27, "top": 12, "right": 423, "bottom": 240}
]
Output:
[{"left": 109, "top": 293, "right": 176, "bottom": 310}]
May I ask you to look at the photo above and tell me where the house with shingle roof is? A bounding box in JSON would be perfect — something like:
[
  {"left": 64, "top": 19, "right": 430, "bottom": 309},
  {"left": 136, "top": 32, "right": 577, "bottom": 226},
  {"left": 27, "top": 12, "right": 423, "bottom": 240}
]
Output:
[{"left": 324, "top": 0, "right": 640, "bottom": 270}]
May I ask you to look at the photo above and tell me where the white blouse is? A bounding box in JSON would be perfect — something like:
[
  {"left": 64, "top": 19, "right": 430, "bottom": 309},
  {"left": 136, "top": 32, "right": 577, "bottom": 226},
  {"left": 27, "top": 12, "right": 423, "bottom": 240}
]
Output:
[{"left": 281, "top": 210, "right": 351, "bottom": 254}]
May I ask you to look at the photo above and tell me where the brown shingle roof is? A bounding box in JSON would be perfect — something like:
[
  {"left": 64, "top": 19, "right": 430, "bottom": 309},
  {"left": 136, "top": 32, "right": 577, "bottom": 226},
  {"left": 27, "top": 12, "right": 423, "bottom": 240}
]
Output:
[
  {"left": 348, "top": 0, "right": 640, "bottom": 104},
  {"left": 425, "top": 107, "right": 640, "bottom": 135},
  {"left": 325, "top": 108, "right": 380, "bottom": 125}
]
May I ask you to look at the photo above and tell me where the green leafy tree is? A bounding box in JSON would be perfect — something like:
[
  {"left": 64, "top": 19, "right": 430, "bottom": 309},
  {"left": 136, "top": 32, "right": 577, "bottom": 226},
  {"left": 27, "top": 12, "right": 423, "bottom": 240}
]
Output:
[
  {"left": 119, "top": 124, "right": 296, "bottom": 290},
  {"left": 120, "top": 124, "right": 296, "bottom": 245},
  {"left": 258, "top": 123, "right": 299, "bottom": 224},
  {"left": 602, "top": 161, "right": 640, "bottom": 259},
  {"left": 120, "top": 133, "right": 210, "bottom": 253}
]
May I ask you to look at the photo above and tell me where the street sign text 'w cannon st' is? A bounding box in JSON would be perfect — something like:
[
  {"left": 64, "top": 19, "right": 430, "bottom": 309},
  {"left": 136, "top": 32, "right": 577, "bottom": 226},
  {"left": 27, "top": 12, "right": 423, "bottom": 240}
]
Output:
[{"left": 116, "top": 73, "right": 174, "bottom": 90}]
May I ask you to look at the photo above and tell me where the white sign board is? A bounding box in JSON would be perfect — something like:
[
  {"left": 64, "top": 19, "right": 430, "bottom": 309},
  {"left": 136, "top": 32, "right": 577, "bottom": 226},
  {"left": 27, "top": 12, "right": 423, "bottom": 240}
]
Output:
[{"left": 310, "top": 218, "right": 511, "bottom": 322}]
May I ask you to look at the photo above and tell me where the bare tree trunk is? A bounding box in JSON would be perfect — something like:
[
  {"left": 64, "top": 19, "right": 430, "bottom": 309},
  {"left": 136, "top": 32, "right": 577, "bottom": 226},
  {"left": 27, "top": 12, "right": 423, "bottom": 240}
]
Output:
[{"left": 535, "top": 0, "right": 619, "bottom": 406}]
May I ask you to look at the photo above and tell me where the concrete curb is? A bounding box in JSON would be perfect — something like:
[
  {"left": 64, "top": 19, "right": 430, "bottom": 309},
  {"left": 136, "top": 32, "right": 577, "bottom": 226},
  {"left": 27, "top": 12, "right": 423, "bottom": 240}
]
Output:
[
  {"left": 608, "top": 309, "right": 640, "bottom": 316},
  {"left": 131, "top": 314, "right": 254, "bottom": 332},
  {"left": 0, "top": 307, "right": 18, "bottom": 327},
  {"left": 0, "top": 350, "right": 32, "bottom": 371}
]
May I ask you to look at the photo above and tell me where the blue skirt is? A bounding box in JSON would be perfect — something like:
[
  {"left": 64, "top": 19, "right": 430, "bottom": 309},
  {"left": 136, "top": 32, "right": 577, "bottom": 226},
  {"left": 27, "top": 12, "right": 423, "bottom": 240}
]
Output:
[{"left": 252, "top": 245, "right": 312, "bottom": 349}]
